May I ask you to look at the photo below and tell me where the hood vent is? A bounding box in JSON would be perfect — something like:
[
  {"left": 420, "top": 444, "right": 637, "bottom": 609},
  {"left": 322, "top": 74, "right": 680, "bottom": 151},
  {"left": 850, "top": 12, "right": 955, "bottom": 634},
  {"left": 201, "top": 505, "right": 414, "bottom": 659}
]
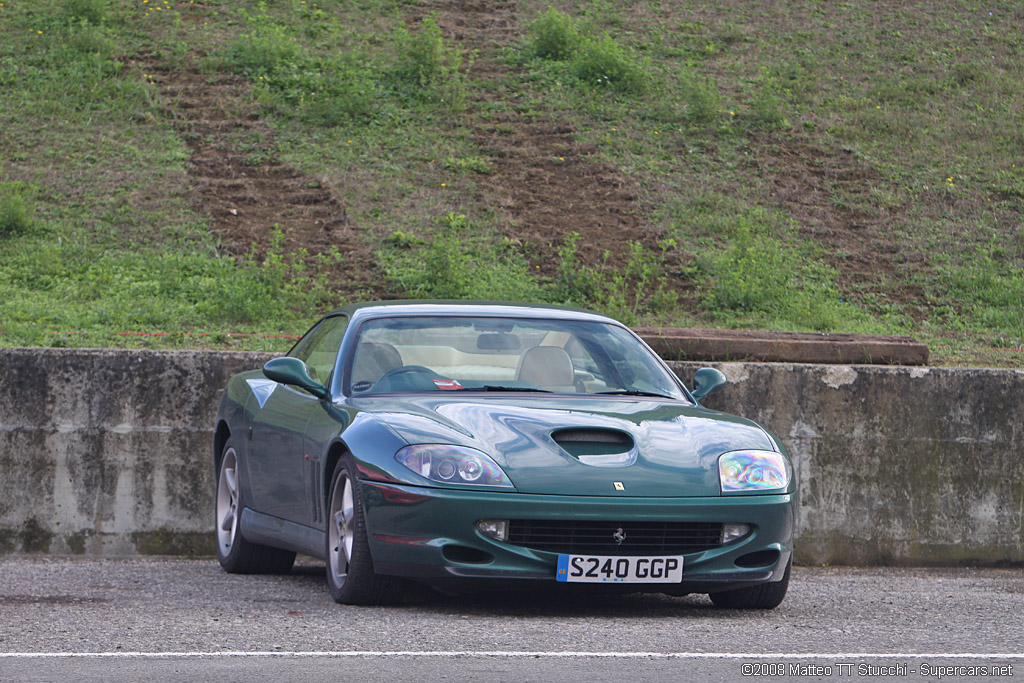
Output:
[{"left": 551, "top": 428, "right": 637, "bottom": 467}]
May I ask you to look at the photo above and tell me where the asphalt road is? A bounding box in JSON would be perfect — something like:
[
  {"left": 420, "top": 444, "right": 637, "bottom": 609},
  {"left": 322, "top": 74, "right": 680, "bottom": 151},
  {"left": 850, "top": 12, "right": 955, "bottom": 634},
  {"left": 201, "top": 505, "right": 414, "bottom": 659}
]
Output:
[{"left": 1, "top": 557, "right": 1022, "bottom": 681}]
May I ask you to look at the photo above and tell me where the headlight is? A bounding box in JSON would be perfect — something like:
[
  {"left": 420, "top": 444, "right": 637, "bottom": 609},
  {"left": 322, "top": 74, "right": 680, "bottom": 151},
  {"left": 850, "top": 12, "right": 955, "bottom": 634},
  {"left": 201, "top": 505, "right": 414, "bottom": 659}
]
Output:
[
  {"left": 395, "top": 444, "right": 514, "bottom": 488},
  {"left": 719, "top": 450, "right": 791, "bottom": 494}
]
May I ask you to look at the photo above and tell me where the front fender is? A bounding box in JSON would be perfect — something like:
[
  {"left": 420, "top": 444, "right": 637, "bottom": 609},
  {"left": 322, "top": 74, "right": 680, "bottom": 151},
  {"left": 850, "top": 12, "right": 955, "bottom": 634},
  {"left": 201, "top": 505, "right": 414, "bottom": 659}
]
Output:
[
  {"left": 331, "top": 411, "right": 412, "bottom": 483},
  {"left": 213, "top": 372, "right": 259, "bottom": 470}
]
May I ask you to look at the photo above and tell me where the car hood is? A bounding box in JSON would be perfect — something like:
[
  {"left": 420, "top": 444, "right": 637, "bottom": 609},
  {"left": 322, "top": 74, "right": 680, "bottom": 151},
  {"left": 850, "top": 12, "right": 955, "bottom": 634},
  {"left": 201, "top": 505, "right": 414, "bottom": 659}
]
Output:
[{"left": 353, "top": 395, "right": 776, "bottom": 497}]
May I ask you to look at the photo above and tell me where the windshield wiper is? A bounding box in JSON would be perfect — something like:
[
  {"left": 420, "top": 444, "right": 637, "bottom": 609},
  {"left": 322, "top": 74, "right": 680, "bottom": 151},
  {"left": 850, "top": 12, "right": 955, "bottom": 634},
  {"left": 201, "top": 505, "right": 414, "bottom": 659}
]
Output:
[
  {"left": 456, "top": 385, "right": 553, "bottom": 393},
  {"left": 596, "top": 390, "right": 674, "bottom": 399}
]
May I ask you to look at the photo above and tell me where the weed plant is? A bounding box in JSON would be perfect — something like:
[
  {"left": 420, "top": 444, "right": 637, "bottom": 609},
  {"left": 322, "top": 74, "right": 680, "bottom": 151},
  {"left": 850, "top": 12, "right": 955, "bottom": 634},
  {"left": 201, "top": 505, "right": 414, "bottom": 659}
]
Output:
[
  {"left": 750, "top": 69, "right": 789, "bottom": 131},
  {"left": 63, "top": 0, "right": 119, "bottom": 25},
  {"left": 0, "top": 183, "right": 35, "bottom": 238},
  {"left": 572, "top": 33, "right": 649, "bottom": 94},
  {"left": 225, "top": 6, "right": 304, "bottom": 76}
]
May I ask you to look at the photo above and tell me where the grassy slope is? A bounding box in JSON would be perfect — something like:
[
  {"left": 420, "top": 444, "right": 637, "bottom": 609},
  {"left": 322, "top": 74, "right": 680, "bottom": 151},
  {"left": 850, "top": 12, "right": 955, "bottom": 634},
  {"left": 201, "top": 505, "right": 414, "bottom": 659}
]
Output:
[{"left": 0, "top": 0, "right": 1021, "bottom": 364}]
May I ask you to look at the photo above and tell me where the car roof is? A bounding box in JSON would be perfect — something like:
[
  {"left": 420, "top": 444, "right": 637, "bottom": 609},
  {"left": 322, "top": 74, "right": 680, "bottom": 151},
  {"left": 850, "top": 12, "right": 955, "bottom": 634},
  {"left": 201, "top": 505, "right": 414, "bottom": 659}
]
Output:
[{"left": 328, "top": 300, "right": 616, "bottom": 325}]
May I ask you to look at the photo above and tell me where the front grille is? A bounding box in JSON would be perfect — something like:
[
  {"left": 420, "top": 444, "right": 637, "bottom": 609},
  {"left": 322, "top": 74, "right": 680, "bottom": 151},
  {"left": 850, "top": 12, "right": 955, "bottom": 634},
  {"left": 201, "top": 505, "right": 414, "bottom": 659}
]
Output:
[{"left": 507, "top": 520, "right": 723, "bottom": 555}]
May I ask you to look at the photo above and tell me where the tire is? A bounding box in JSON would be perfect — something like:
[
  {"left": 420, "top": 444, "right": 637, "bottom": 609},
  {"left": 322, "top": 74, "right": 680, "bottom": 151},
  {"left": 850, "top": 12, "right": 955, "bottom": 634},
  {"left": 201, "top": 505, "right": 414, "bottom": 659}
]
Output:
[
  {"left": 709, "top": 559, "right": 791, "bottom": 609},
  {"left": 216, "top": 438, "right": 296, "bottom": 574},
  {"left": 325, "top": 457, "right": 400, "bottom": 605}
]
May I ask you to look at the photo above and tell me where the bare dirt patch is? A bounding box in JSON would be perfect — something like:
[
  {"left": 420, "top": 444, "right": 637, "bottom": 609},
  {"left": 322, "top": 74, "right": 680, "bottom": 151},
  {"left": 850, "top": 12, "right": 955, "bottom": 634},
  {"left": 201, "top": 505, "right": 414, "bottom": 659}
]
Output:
[
  {"left": 425, "top": 0, "right": 663, "bottom": 277},
  {"left": 754, "top": 136, "right": 928, "bottom": 311},
  {"left": 140, "top": 59, "right": 384, "bottom": 299}
]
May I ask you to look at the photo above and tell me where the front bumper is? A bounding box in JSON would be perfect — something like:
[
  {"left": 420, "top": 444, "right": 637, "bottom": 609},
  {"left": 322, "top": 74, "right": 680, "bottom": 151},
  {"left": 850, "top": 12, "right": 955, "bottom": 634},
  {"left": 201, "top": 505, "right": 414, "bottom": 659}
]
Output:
[{"left": 361, "top": 481, "right": 793, "bottom": 593}]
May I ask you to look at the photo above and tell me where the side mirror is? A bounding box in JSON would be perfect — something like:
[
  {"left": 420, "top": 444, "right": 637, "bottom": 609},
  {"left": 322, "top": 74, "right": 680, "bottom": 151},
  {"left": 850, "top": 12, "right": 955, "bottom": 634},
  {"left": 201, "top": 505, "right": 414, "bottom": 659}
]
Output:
[
  {"left": 691, "top": 367, "right": 727, "bottom": 404},
  {"left": 263, "top": 357, "right": 328, "bottom": 400}
]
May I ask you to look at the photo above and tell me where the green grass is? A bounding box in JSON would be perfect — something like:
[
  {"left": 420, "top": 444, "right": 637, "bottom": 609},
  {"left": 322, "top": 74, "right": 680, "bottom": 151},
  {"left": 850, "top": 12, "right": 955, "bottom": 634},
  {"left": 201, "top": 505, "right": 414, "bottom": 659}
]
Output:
[
  {"left": 1, "top": 0, "right": 1021, "bottom": 363},
  {"left": 0, "top": 225, "right": 342, "bottom": 349},
  {"left": 377, "top": 216, "right": 677, "bottom": 326},
  {"left": 378, "top": 212, "right": 545, "bottom": 302}
]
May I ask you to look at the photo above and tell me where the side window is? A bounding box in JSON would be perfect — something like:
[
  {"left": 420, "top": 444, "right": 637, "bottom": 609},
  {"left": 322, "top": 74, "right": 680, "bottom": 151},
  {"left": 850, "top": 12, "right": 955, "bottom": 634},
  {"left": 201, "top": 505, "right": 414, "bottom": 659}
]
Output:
[
  {"left": 564, "top": 336, "right": 600, "bottom": 375},
  {"left": 292, "top": 316, "right": 348, "bottom": 384}
]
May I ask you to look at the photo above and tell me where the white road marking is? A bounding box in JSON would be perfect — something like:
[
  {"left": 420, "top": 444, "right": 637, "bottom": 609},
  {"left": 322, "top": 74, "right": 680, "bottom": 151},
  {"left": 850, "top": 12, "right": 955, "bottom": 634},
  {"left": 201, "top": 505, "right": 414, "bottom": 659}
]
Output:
[{"left": 1, "top": 651, "right": 1023, "bottom": 659}]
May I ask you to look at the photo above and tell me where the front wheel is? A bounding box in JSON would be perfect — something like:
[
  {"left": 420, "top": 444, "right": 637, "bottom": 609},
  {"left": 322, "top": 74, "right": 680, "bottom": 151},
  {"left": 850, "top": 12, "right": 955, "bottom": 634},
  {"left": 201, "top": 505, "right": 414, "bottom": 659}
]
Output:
[
  {"left": 325, "top": 457, "right": 400, "bottom": 605},
  {"left": 709, "top": 559, "right": 791, "bottom": 609},
  {"left": 216, "top": 438, "right": 295, "bottom": 574}
]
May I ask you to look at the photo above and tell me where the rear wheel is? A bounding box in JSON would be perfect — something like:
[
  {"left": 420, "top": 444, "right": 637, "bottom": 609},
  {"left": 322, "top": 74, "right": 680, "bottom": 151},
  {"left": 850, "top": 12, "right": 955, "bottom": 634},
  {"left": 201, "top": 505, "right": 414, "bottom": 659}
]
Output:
[
  {"left": 709, "top": 559, "right": 791, "bottom": 609},
  {"left": 326, "top": 457, "right": 400, "bottom": 605},
  {"left": 216, "top": 438, "right": 296, "bottom": 574}
]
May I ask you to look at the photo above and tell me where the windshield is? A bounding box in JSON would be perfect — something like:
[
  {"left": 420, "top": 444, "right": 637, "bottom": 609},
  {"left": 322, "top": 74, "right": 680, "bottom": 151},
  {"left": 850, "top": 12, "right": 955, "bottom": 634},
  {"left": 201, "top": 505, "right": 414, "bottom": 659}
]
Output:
[{"left": 347, "top": 316, "right": 688, "bottom": 400}]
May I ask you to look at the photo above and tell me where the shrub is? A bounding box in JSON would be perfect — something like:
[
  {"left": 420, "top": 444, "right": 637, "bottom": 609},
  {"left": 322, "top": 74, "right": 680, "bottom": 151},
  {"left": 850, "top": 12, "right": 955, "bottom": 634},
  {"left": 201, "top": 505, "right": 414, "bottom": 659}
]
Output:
[
  {"left": 553, "top": 232, "right": 605, "bottom": 303},
  {"left": 295, "top": 57, "right": 376, "bottom": 125},
  {"left": 392, "top": 16, "right": 466, "bottom": 107},
  {"left": 225, "top": 7, "right": 303, "bottom": 76},
  {"left": 682, "top": 73, "right": 721, "bottom": 125},
  {"left": 527, "top": 9, "right": 647, "bottom": 94},
  {"left": 698, "top": 226, "right": 790, "bottom": 313},
  {"left": 64, "top": 0, "right": 112, "bottom": 25},
  {"left": 751, "top": 69, "right": 790, "bottom": 131},
  {"left": 600, "top": 241, "right": 678, "bottom": 324},
  {"left": 529, "top": 8, "right": 582, "bottom": 60},
  {"left": 0, "top": 184, "right": 35, "bottom": 238},
  {"left": 571, "top": 33, "right": 648, "bottom": 93}
]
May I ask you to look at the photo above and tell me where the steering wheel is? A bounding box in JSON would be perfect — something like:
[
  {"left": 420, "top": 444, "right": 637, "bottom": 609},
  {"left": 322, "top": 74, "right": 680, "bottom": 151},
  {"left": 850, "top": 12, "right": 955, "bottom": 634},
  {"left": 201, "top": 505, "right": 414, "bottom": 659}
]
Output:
[
  {"left": 373, "top": 365, "right": 438, "bottom": 391},
  {"left": 378, "top": 365, "right": 435, "bottom": 382}
]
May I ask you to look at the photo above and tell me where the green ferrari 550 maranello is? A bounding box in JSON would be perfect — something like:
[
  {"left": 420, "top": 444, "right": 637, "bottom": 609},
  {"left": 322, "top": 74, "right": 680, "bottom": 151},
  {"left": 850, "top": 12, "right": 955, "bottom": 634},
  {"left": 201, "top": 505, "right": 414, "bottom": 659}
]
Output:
[{"left": 214, "top": 301, "right": 794, "bottom": 608}]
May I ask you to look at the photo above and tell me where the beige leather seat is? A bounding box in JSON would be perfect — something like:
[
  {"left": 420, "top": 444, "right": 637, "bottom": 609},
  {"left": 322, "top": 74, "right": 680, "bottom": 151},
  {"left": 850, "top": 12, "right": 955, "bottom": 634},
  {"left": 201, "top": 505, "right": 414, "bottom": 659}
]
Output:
[
  {"left": 516, "top": 346, "right": 577, "bottom": 393},
  {"left": 351, "top": 342, "right": 403, "bottom": 385}
]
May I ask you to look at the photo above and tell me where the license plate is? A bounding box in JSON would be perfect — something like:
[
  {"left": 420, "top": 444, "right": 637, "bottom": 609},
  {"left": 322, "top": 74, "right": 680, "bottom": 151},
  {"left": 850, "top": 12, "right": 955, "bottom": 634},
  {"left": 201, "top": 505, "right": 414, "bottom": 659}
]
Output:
[{"left": 556, "top": 554, "right": 684, "bottom": 584}]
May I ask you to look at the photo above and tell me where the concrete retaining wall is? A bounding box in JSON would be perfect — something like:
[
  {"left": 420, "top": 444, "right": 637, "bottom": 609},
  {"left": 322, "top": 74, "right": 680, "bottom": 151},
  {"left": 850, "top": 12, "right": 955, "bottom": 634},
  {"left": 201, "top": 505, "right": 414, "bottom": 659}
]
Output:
[
  {"left": 0, "top": 348, "right": 275, "bottom": 556},
  {"left": 1, "top": 348, "right": 1021, "bottom": 565},
  {"left": 672, "top": 362, "right": 1024, "bottom": 566}
]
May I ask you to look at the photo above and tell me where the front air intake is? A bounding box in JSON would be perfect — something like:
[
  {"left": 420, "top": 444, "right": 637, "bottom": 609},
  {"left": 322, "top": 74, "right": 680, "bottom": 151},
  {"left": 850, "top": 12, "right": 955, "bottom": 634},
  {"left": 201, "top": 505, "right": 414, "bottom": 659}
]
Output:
[
  {"left": 551, "top": 428, "right": 636, "bottom": 466},
  {"left": 508, "top": 520, "right": 723, "bottom": 555}
]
